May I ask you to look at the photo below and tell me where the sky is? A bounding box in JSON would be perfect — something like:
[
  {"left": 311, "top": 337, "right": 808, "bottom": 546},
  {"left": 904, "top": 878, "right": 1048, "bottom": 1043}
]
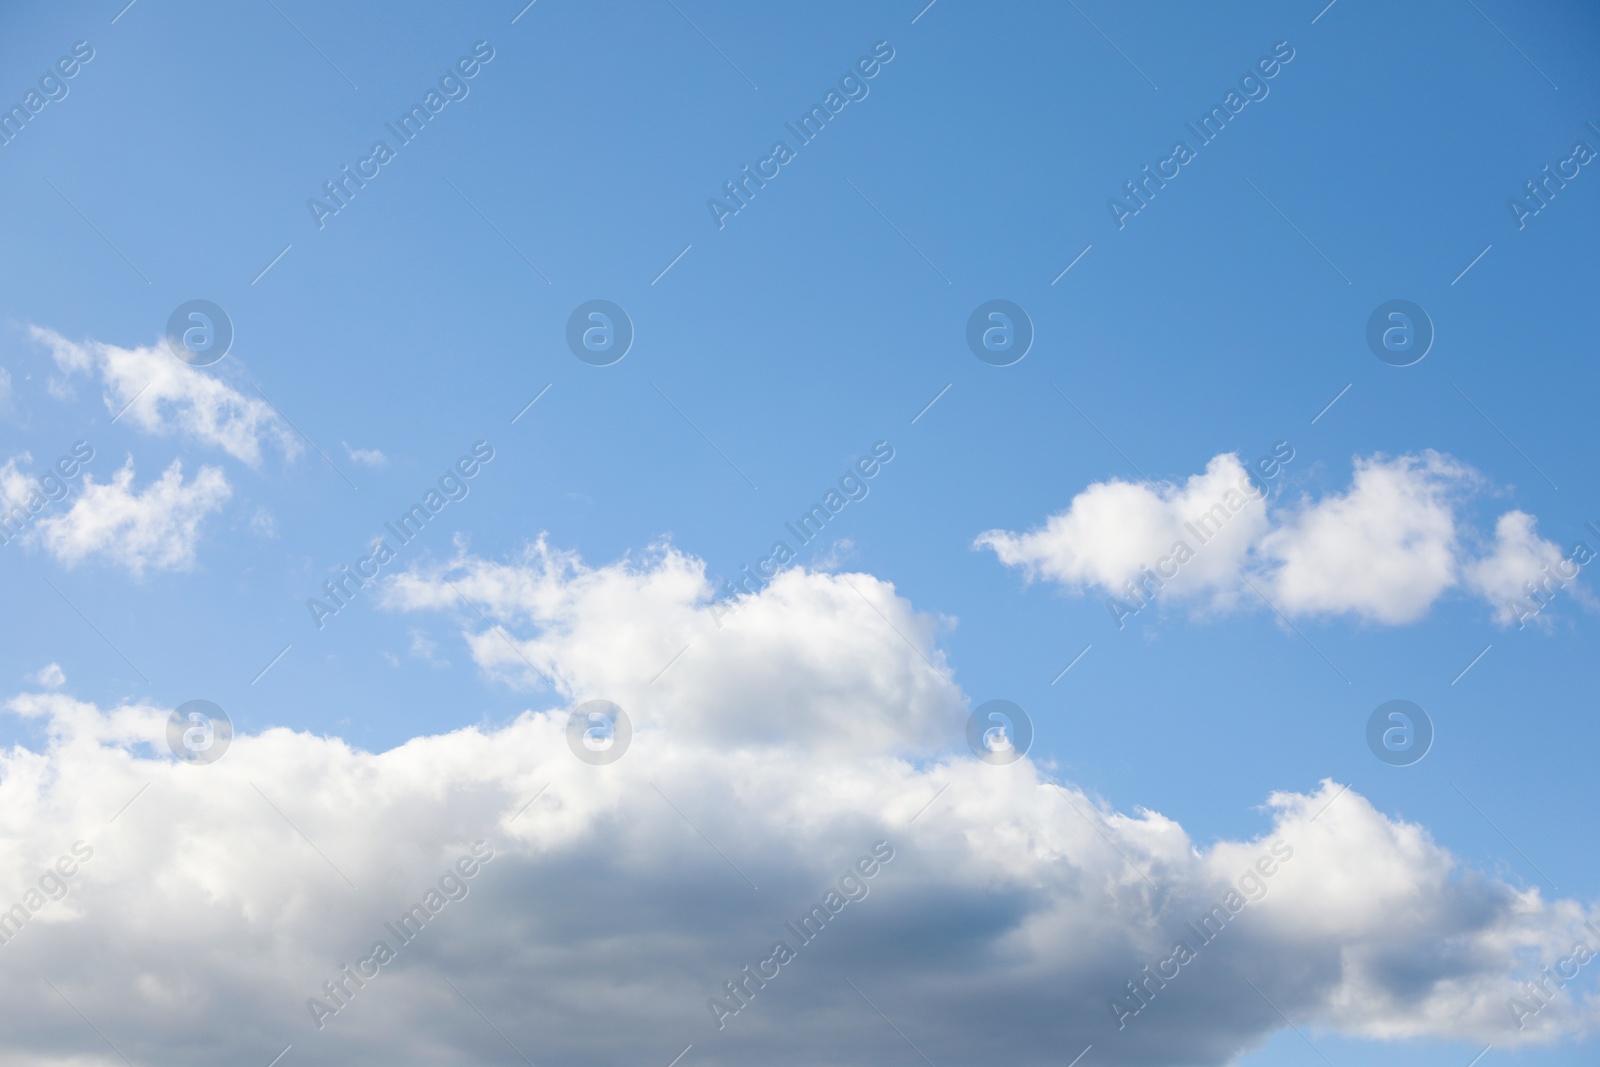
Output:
[{"left": 0, "top": 0, "right": 1598, "bottom": 1064}]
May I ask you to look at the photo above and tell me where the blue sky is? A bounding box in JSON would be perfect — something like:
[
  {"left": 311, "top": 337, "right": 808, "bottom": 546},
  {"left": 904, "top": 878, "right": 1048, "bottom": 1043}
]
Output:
[{"left": 1, "top": 1, "right": 1598, "bottom": 1065}]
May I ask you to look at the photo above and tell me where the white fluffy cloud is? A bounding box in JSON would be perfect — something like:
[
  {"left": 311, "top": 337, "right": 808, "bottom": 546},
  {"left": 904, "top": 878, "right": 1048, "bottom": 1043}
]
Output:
[
  {"left": 974, "top": 453, "right": 1268, "bottom": 607},
  {"left": 1464, "top": 511, "right": 1591, "bottom": 627},
  {"left": 0, "top": 545, "right": 1593, "bottom": 1067},
  {"left": 0, "top": 453, "right": 35, "bottom": 511},
  {"left": 32, "top": 457, "right": 231, "bottom": 576},
  {"left": 1261, "top": 451, "right": 1475, "bottom": 623},
  {"left": 980, "top": 450, "right": 1575, "bottom": 626},
  {"left": 380, "top": 537, "right": 960, "bottom": 753},
  {"left": 32, "top": 326, "right": 299, "bottom": 467}
]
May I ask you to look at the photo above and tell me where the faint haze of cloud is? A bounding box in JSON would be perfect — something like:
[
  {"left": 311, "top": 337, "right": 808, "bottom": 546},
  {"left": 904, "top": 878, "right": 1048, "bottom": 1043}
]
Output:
[
  {"left": 342, "top": 443, "right": 387, "bottom": 468},
  {"left": 32, "top": 663, "right": 66, "bottom": 688}
]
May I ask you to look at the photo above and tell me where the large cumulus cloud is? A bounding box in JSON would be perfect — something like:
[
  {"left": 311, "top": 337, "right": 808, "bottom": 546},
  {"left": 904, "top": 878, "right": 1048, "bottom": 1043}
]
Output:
[{"left": 0, "top": 542, "right": 1595, "bottom": 1066}]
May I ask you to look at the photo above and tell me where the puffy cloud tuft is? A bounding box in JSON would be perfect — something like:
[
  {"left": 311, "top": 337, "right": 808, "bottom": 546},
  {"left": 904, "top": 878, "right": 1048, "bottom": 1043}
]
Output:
[
  {"left": 979, "top": 450, "right": 1576, "bottom": 627},
  {"left": 1260, "top": 451, "right": 1475, "bottom": 624},
  {"left": 1464, "top": 511, "right": 1588, "bottom": 628},
  {"left": 975, "top": 453, "right": 1269, "bottom": 607},
  {"left": 32, "top": 457, "right": 231, "bottom": 576}
]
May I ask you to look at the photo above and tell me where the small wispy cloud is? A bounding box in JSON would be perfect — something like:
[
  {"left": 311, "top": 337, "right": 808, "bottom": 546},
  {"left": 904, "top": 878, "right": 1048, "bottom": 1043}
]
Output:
[
  {"left": 343, "top": 442, "right": 388, "bottom": 468},
  {"left": 31, "top": 663, "right": 65, "bottom": 688},
  {"left": 32, "top": 327, "right": 299, "bottom": 467}
]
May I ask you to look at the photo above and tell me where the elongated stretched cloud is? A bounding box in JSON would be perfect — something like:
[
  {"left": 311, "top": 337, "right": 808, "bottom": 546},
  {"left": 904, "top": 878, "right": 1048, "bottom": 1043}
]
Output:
[
  {"left": 2, "top": 544, "right": 1587, "bottom": 1067},
  {"left": 979, "top": 450, "right": 1580, "bottom": 627},
  {"left": 32, "top": 326, "right": 299, "bottom": 467}
]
